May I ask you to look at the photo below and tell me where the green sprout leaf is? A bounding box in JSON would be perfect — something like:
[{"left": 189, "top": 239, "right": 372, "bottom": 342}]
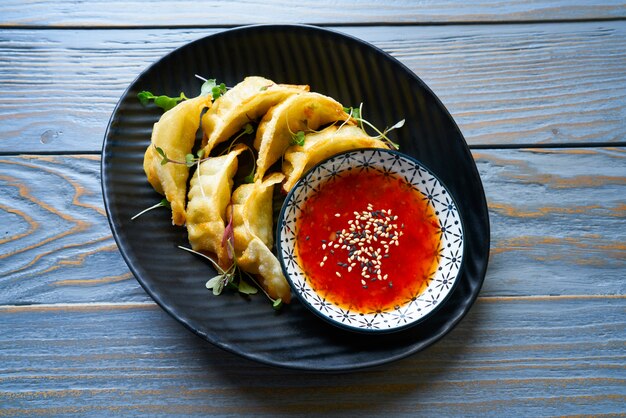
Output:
[
  {"left": 272, "top": 298, "right": 283, "bottom": 310},
  {"left": 137, "top": 91, "right": 155, "bottom": 106},
  {"left": 155, "top": 146, "right": 170, "bottom": 165},
  {"left": 206, "top": 275, "right": 227, "bottom": 296},
  {"left": 344, "top": 104, "right": 402, "bottom": 150},
  {"left": 200, "top": 79, "right": 225, "bottom": 100},
  {"left": 290, "top": 131, "right": 305, "bottom": 146},
  {"left": 200, "top": 79, "right": 217, "bottom": 97},
  {"left": 211, "top": 83, "right": 227, "bottom": 100},
  {"left": 199, "top": 77, "right": 229, "bottom": 100},
  {"left": 185, "top": 153, "right": 195, "bottom": 167},
  {"left": 343, "top": 106, "right": 361, "bottom": 121},
  {"left": 243, "top": 171, "right": 255, "bottom": 184},
  {"left": 243, "top": 123, "right": 254, "bottom": 135},
  {"left": 138, "top": 90, "right": 187, "bottom": 111},
  {"left": 237, "top": 279, "right": 258, "bottom": 295}
]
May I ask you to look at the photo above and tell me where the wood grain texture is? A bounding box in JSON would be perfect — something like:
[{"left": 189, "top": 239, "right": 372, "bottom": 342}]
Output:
[
  {"left": 1, "top": 22, "right": 626, "bottom": 153},
  {"left": 1, "top": 0, "right": 625, "bottom": 27},
  {"left": 0, "top": 155, "right": 147, "bottom": 303},
  {"left": 1, "top": 148, "right": 624, "bottom": 304},
  {"left": 0, "top": 297, "right": 623, "bottom": 415},
  {"left": 476, "top": 147, "right": 626, "bottom": 296}
]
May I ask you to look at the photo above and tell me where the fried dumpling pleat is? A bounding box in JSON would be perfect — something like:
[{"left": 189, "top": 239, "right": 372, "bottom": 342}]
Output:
[
  {"left": 201, "top": 76, "right": 308, "bottom": 154},
  {"left": 143, "top": 95, "right": 212, "bottom": 226},
  {"left": 229, "top": 173, "right": 291, "bottom": 303},
  {"left": 253, "top": 92, "right": 352, "bottom": 181},
  {"left": 282, "top": 125, "right": 391, "bottom": 192},
  {"left": 186, "top": 146, "right": 245, "bottom": 269}
]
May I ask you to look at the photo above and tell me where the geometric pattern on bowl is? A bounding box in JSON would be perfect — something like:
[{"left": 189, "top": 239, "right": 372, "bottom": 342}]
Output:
[{"left": 277, "top": 148, "right": 464, "bottom": 332}]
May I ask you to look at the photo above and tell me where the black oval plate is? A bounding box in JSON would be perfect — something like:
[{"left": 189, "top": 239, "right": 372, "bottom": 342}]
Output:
[{"left": 101, "top": 24, "right": 490, "bottom": 371}]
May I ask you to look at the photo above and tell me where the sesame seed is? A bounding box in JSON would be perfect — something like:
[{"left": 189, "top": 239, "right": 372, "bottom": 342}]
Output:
[
  {"left": 335, "top": 213, "right": 341, "bottom": 217},
  {"left": 336, "top": 271, "right": 342, "bottom": 277}
]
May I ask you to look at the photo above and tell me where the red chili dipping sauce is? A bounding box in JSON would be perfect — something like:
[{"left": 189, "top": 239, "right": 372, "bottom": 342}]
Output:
[{"left": 296, "top": 170, "right": 441, "bottom": 313}]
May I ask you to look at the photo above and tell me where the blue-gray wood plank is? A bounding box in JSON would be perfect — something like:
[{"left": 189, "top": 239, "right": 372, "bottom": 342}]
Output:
[
  {"left": 0, "top": 298, "right": 624, "bottom": 415},
  {"left": 0, "top": 22, "right": 625, "bottom": 153},
  {"left": 1, "top": 0, "right": 625, "bottom": 26}
]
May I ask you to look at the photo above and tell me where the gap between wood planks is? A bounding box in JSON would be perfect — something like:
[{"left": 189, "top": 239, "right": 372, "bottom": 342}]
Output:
[
  {"left": 0, "top": 295, "right": 624, "bottom": 312},
  {"left": 1, "top": 143, "right": 625, "bottom": 158},
  {"left": 2, "top": 16, "right": 626, "bottom": 30}
]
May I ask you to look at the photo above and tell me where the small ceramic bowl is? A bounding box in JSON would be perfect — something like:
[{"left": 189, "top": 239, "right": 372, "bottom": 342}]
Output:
[{"left": 277, "top": 149, "right": 465, "bottom": 333}]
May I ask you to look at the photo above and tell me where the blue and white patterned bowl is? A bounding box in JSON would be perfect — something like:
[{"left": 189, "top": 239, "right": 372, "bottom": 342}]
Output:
[{"left": 277, "top": 149, "right": 465, "bottom": 333}]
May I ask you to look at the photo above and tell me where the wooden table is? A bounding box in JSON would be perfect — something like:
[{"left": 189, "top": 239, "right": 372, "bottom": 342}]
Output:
[{"left": 1, "top": 2, "right": 625, "bottom": 416}]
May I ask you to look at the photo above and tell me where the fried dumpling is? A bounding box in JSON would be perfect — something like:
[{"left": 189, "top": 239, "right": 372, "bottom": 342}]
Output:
[
  {"left": 201, "top": 76, "right": 308, "bottom": 155},
  {"left": 186, "top": 146, "right": 245, "bottom": 269},
  {"left": 253, "top": 92, "right": 352, "bottom": 181},
  {"left": 282, "top": 125, "right": 391, "bottom": 192},
  {"left": 143, "top": 95, "right": 212, "bottom": 226},
  {"left": 229, "top": 173, "right": 291, "bottom": 303}
]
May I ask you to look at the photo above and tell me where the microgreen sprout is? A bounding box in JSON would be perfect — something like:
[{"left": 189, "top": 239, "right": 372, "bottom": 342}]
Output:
[
  {"left": 131, "top": 198, "right": 170, "bottom": 220},
  {"left": 196, "top": 75, "right": 229, "bottom": 100},
  {"left": 290, "top": 130, "right": 306, "bottom": 146},
  {"left": 218, "top": 123, "right": 257, "bottom": 183},
  {"left": 344, "top": 104, "right": 403, "bottom": 150},
  {"left": 242, "top": 146, "right": 257, "bottom": 184},
  {"left": 240, "top": 271, "right": 283, "bottom": 310},
  {"left": 137, "top": 91, "right": 188, "bottom": 111},
  {"left": 285, "top": 118, "right": 307, "bottom": 146},
  {"left": 154, "top": 146, "right": 206, "bottom": 168},
  {"left": 177, "top": 246, "right": 284, "bottom": 309},
  {"left": 177, "top": 246, "right": 253, "bottom": 296},
  {"left": 222, "top": 123, "right": 255, "bottom": 155}
]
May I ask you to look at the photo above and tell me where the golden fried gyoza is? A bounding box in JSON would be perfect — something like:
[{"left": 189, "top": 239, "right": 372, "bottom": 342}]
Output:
[
  {"left": 282, "top": 125, "right": 391, "bottom": 192},
  {"left": 186, "top": 146, "right": 246, "bottom": 269},
  {"left": 201, "top": 76, "right": 308, "bottom": 155},
  {"left": 253, "top": 92, "right": 352, "bottom": 181},
  {"left": 229, "top": 173, "right": 291, "bottom": 303},
  {"left": 143, "top": 95, "right": 212, "bottom": 226}
]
